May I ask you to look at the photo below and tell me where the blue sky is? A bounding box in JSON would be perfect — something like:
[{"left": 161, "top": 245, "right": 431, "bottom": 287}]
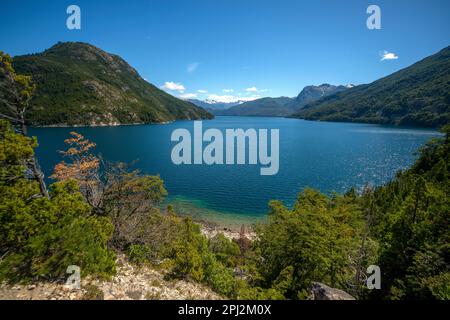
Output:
[{"left": 0, "top": 0, "right": 449, "bottom": 102}]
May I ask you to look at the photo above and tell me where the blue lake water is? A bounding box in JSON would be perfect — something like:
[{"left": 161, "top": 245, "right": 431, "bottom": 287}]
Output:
[{"left": 29, "top": 116, "right": 441, "bottom": 228}]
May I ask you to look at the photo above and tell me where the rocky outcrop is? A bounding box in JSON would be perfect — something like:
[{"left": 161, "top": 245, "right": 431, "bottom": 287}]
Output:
[
  {"left": 309, "top": 282, "right": 355, "bottom": 300},
  {"left": 0, "top": 255, "right": 221, "bottom": 300},
  {"left": 200, "top": 224, "right": 256, "bottom": 241}
]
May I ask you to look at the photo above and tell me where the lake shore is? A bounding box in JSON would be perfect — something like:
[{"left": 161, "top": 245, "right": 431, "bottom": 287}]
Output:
[{"left": 198, "top": 220, "right": 256, "bottom": 241}]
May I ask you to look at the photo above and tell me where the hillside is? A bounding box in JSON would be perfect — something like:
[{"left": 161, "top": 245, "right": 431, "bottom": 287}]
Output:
[
  {"left": 293, "top": 46, "right": 450, "bottom": 127},
  {"left": 212, "top": 84, "right": 348, "bottom": 117},
  {"left": 8, "top": 42, "right": 212, "bottom": 126},
  {"left": 187, "top": 99, "right": 241, "bottom": 112},
  {"left": 214, "top": 97, "right": 294, "bottom": 116},
  {"left": 291, "top": 84, "right": 349, "bottom": 108},
  {"left": 0, "top": 255, "right": 222, "bottom": 300}
]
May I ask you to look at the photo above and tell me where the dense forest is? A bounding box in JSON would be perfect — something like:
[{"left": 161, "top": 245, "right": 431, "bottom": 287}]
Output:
[
  {"left": 6, "top": 42, "right": 212, "bottom": 126},
  {"left": 292, "top": 46, "right": 450, "bottom": 128},
  {"left": 0, "top": 51, "right": 449, "bottom": 300}
]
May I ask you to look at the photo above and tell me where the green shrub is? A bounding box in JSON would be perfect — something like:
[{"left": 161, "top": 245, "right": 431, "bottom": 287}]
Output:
[
  {"left": 127, "top": 244, "right": 153, "bottom": 264},
  {"left": 208, "top": 233, "right": 240, "bottom": 267},
  {"left": 83, "top": 284, "right": 104, "bottom": 300},
  {"left": 0, "top": 121, "right": 116, "bottom": 282}
]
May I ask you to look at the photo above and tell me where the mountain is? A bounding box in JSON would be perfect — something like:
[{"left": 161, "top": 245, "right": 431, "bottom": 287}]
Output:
[
  {"left": 292, "top": 84, "right": 350, "bottom": 107},
  {"left": 292, "top": 46, "right": 450, "bottom": 127},
  {"left": 9, "top": 42, "right": 212, "bottom": 126},
  {"left": 213, "top": 84, "right": 349, "bottom": 117},
  {"left": 187, "top": 99, "right": 241, "bottom": 111},
  {"left": 214, "top": 97, "right": 295, "bottom": 116}
]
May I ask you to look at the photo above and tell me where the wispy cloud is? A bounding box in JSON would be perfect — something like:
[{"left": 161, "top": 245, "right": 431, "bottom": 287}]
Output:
[
  {"left": 222, "top": 89, "right": 234, "bottom": 93},
  {"left": 179, "top": 93, "right": 197, "bottom": 99},
  {"left": 380, "top": 50, "right": 399, "bottom": 61},
  {"left": 197, "top": 89, "right": 208, "bottom": 94},
  {"left": 187, "top": 62, "right": 199, "bottom": 73}
]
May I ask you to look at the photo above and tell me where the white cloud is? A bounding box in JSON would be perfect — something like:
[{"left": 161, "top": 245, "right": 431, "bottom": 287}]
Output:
[
  {"left": 179, "top": 93, "right": 197, "bottom": 99},
  {"left": 207, "top": 94, "right": 260, "bottom": 103},
  {"left": 197, "top": 89, "right": 208, "bottom": 94},
  {"left": 187, "top": 62, "right": 199, "bottom": 73},
  {"left": 245, "top": 87, "right": 269, "bottom": 93},
  {"left": 380, "top": 51, "right": 399, "bottom": 61},
  {"left": 222, "top": 89, "right": 234, "bottom": 93},
  {"left": 161, "top": 81, "right": 185, "bottom": 92}
]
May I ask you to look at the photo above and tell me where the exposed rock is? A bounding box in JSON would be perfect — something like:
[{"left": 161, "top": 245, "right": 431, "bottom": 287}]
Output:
[
  {"left": 0, "top": 255, "right": 221, "bottom": 300},
  {"left": 309, "top": 282, "right": 355, "bottom": 300},
  {"left": 200, "top": 224, "right": 256, "bottom": 241}
]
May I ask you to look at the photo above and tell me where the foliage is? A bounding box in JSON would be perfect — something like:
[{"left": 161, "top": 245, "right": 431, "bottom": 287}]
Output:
[
  {"left": 50, "top": 132, "right": 101, "bottom": 207},
  {"left": 83, "top": 284, "right": 104, "bottom": 300},
  {"left": 208, "top": 233, "right": 240, "bottom": 267},
  {"left": 102, "top": 164, "right": 168, "bottom": 249},
  {"left": 49, "top": 132, "right": 168, "bottom": 250},
  {"left": 251, "top": 191, "right": 370, "bottom": 299},
  {"left": 127, "top": 244, "right": 153, "bottom": 265},
  {"left": 366, "top": 126, "right": 450, "bottom": 299},
  {"left": 8, "top": 42, "right": 212, "bottom": 126},
  {"left": 0, "top": 120, "right": 115, "bottom": 282},
  {"left": 294, "top": 46, "right": 450, "bottom": 127},
  {"left": 0, "top": 51, "right": 35, "bottom": 131},
  {"left": 0, "top": 119, "right": 36, "bottom": 182},
  {"left": 0, "top": 51, "right": 48, "bottom": 197},
  {"left": 170, "top": 217, "right": 208, "bottom": 282}
]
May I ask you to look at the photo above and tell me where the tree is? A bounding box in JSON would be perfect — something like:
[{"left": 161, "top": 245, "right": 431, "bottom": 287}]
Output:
[
  {"left": 50, "top": 132, "right": 101, "bottom": 209},
  {"left": 367, "top": 126, "right": 450, "bottom": 299},
  {"left": 208, "top": 233, "right": 240, "bottom": 267},
  {"left": 51, "top": 131, "right": 168, "bottom": 250},
  {"left": 0, "top": 121, "right": 116, "bottom": 281},
  {"left": 253, "top": 190, "right": 368, "bottom": 299},
  {"left": 0, "top": 52, "right": 48, "bottom": 198},
  {"left": 102, "top": 162, "right": 167, "bottom": 249}
]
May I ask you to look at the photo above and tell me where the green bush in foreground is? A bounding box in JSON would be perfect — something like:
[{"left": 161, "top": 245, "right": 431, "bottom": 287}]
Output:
[{"left": 0, "top": 120, "right": 116, "bottom": 282}]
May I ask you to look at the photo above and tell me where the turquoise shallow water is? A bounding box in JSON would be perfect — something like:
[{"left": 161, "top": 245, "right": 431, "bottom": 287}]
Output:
[{"left": 29, "top": 116, "right": 441, "bottom": 228}]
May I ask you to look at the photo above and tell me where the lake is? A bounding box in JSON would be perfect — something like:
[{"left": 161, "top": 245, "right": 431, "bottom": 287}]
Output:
[{"left": 29, "top": 116, "right": 441, "bottom": 228}]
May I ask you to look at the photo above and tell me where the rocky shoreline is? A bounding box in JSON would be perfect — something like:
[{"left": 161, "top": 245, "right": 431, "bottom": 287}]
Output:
[
  {"left": 199, "top": 222, "right": 256, "bottom": 241},
  {"left": 30, "top": 121, "right": 173, "bottom": 128}
]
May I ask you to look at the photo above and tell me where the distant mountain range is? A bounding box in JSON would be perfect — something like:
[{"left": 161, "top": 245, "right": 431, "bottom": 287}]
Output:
[
  {"left": 292, "top": 46, "right": 450, "bottom": 127},
  {"left": 188, "top": 46, "right": 450, "bottom": 127},
  {"left": 6, "top": 42, "right": 212, "bottom": 126},
  {"left": 192, "top": 84, "right": 351, "bottom": 117},
  {"left": 187, "top": 99, "right": 242, "bottom": 111},
  {"left": 212, "top": 97, "right": 295, "bottom": 116}
]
